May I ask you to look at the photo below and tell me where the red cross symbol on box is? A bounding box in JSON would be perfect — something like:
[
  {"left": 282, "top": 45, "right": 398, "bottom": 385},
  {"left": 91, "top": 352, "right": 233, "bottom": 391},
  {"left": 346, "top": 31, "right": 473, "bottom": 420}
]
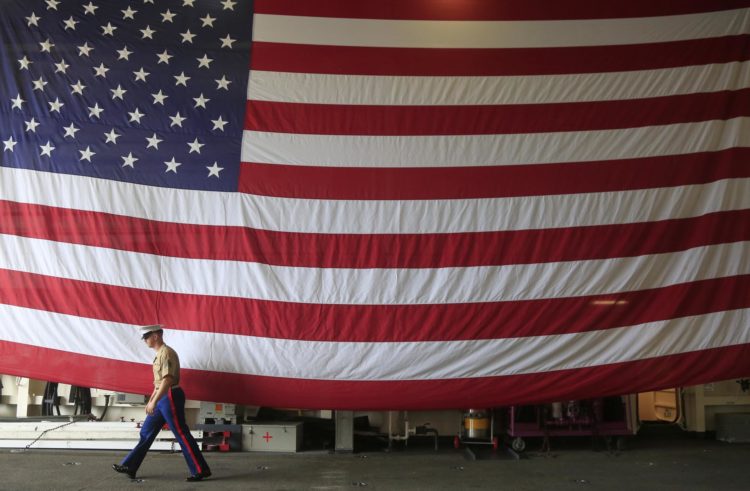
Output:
[{"left": 263, "top": 431, "right": 273, "bottom": 443}]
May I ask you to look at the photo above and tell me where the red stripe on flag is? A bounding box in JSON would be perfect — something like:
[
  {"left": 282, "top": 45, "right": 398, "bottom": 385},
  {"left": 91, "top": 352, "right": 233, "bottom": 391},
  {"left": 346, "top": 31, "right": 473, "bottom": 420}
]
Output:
[
  {"left": 2, "top": 200, "right": 749, "bottom": 268},
  {"left": 250, "top": 36, "right": 750, "bottom": 76},
  {"left": 239, "top": 148, "right": 750, "bottom": 200},
  {"left": 0, "top": 340, "right": 152, "bottom": 396},
  {"left": 254, "top": 0, "right": 750, "bottom": 20},
  {"left": 3, "top": 270, "right": 749, "bottom": 342},
  {"left": 2, "top": 340, "right": 749, "bottom": 409},
  {"left": 246, "top": 90, "right": 750, "bottom": 136}
]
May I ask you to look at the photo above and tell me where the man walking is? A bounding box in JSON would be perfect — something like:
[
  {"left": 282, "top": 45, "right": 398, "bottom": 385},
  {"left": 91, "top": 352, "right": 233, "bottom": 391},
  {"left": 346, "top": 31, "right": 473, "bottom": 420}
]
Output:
[{"left": 113, "top": 325, "right": 211, "bottom": 481}]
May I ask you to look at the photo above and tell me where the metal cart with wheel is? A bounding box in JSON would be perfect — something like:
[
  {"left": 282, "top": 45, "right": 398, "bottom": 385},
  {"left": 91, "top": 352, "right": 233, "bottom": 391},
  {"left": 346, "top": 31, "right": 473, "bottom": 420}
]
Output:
[{"left": 504, "top": 397, "right": 634, "bottom": 454}]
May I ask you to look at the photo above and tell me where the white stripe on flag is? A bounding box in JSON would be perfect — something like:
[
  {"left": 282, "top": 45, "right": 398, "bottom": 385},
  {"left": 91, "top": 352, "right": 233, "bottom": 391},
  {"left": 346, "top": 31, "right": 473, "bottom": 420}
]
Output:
[
  {"left": 241, "top": 117, "right": 750, "bottom": 167},
  {"left": 1, "top": 234, "right": 747, "bottom": 304},
  {"left": 252, "top": 9, "right": 750, "bottom": 48},
  {"left": 1, "top": 304, "right": 748, "bottom": 380},
  {"left": 247, "top": 62, "right": 750, "bottom": 105},
  {"left": 1, "top": 168, "right": 748, "bottom": 233}
]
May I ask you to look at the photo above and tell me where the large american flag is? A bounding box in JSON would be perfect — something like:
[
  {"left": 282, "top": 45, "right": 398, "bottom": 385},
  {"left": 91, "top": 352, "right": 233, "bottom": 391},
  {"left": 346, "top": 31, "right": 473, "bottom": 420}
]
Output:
[{"left": 1, "top": 0, "right": 749, "bottom": 410}]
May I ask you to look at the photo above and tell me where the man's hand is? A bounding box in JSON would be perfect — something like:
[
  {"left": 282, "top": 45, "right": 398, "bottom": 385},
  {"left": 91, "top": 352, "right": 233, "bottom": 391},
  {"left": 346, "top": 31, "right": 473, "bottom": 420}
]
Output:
[{"left": 146, "top": 375, "right": 173, "bottom": 416}]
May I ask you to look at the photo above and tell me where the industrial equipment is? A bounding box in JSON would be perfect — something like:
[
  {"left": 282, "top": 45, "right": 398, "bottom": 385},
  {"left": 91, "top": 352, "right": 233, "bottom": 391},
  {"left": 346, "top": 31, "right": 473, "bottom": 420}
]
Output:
[
  {"left": 115, "top": 393, "right": 147, "bottom": 405},
  {"left": 454, "top": 409, "right": 499, "bottom": 450},
  {"left": 199, "top": 401, "right": 238, "bottom": 424},
  {"left": 387, "top": 411, "right": 439, "bottom": 451},
  {"left": 504, "top": 397, "right": 633, "bottom": 453}
]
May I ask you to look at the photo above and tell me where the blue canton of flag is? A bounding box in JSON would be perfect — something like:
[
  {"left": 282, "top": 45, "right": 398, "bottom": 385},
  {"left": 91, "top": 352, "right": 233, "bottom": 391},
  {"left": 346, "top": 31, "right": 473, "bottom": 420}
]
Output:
[{"left": 0, "top": 0, "right": 253, "bottom": 192}]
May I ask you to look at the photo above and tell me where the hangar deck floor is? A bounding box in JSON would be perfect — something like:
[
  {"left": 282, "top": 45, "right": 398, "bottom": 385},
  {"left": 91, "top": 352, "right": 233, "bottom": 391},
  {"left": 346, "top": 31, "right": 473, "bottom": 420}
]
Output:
[{"left": 1, "top": 426, "right": 747, "bottom": 490}]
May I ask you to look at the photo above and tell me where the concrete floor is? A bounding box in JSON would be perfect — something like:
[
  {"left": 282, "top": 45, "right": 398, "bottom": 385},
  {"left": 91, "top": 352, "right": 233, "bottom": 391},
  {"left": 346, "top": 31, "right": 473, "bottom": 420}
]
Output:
[{"left": 1, "top": 428, "right": 748, "bottom": 490}]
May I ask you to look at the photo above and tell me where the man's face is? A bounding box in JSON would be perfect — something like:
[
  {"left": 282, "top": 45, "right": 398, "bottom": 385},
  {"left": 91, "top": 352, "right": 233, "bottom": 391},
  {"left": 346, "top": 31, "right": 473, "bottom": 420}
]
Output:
[{"left": 143, "top": 332, "right": 158, "bottom": 348}]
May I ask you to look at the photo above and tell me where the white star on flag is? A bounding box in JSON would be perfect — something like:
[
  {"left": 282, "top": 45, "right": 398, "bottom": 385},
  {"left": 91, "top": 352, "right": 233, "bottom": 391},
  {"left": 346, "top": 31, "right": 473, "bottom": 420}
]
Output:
[
  {"left": 211, "top": 116, "right": 227, "bottom": 131},
  {"left": 62, "top": 124, "right": 79, "bottom": 138},
  {"left": 157, "top": 50, "right": 173, "bottom": 64},
  {"left": 104, "top": 129, "right": 121, "bottom": 144},
  {"left": 32, "top": 77, "right": 47, "bottom": 91},
  {"left": 133, "top": 67, "right": 150, "bottom": 82},
  {"left": 54, "top": 60, "right": 69, "bottom": 73},
  {"left": 39, "top": 141, "right": 55, "bottom": 157},
  {"left": 26, "top": 13, "right": 40, "bottom": 27},
  {"left": 128, "top": 108, "right": 145, "bottom": 123},
  {"left": 78, "top": 42, "right": 93, "bottom": 57},
  {"left": 206, "top": 162, "right": 223, "bottom": 177},
  {"left": 88, "top": 103, "right": 103, "bottom": 118},
  {"left": 193, "top": 94, "right": 210, "bottom": 108},
  {"left": 188, "top": 138, "right": 204, "bottom": 154},
  {"left": 83, "top": 2, "right": 98, "bottom": 15},
  {"left": 146, "top": 133, "right": 163, "bottom": 149},
  {"left": 79, "top": 146, "right": 96, "bottom": 162},
  {"left": 102, "top": 22, "right": 117, "bottom": 36},
  {"left": 174, "top": 72, "right": 190, "bottom": 86},
  {"left": 161, "top": 9, "right": 176, "bottom": 23},
  {"left": 197, "top": 54, "right": 213, "bottom": 68},
  {"left": 121, "top": 152, "right": 138, "bottom": 168},
  {"left": 170, "top": 112, "right": 186, "bottom": 127},
  {"left": 140, "top": 26, "right": 155, "bottom": 39},
  {"left": 164, "top": 157, "right": 181, "bottom": 173},
  {"left": 2, "top": 136, "right": 17, "bottom": 152},
  {"left": 117, "top": 46, "right": 133, "bottom": 60},
  {"left": 93, "top": 63, "right": 109, "bottom": 77},
  {"left": 220, "top": 35, "right": 235, "bottom": 48},
  {"left": 111, "top": 85, "right": 127, "bottom": 100},
  {"left": 63, "top": 16, "right": 78, "bottom": 30},
  {"left": 48, "top": 98, "right": 64, "bottom": 113},
  {"left": 122, "top": 7, "right": 137, "bottom": 20},
  {"left": 181, "top": 30, "right": 196, "bottom": 43},
  {"left": 25, "top": 118, "right": 40, "bottom": 133},
  {"left": 215, "top": 76, "right": 231, "bottom": 90},
  {"left": 200, "top": 14, "right": 215, "bottom": 27},
  {"left": 152, "top": 90, "right": 168, "bottom": 105},
  {"left": 39, "top": 39, "right": 55, "bottom": 52},
  {"left": 10, "top": 94, "right": 24, "bottom": 110}
]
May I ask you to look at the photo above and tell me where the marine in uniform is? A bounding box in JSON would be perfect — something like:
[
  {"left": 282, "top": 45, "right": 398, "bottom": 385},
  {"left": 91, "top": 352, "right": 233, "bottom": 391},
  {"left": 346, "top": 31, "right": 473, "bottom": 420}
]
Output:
[{"left": 112, "top": 324, "right": 211, "bottom": 481}]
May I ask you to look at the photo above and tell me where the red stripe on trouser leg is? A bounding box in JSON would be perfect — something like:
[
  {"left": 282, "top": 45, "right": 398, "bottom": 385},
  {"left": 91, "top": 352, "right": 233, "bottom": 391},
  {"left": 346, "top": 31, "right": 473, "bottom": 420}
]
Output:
[{"left": 167, "top": 388, "right": 202, "bottom": 474}]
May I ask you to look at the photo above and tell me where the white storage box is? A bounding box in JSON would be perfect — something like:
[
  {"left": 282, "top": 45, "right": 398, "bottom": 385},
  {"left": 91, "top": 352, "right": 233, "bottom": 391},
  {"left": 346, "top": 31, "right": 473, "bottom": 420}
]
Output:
[{"left": 242, "top": 422, "right": 303, "bottom": 452}]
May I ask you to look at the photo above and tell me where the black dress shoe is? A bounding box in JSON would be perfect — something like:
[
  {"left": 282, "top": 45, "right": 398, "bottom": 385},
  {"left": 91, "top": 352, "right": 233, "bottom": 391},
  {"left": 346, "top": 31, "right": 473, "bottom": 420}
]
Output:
[
  {"left": 185, "top": 470, "right": 211, "bottom": 482},
  {"left": 112, "top": 463, "right": 136, "bottom": 479}
]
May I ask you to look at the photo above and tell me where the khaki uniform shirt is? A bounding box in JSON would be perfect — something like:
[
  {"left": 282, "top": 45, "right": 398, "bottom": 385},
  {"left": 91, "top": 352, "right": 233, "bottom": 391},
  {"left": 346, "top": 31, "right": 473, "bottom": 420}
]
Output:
[{"left": 153, "top": 344, "right": 180, "bottom": 389}]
